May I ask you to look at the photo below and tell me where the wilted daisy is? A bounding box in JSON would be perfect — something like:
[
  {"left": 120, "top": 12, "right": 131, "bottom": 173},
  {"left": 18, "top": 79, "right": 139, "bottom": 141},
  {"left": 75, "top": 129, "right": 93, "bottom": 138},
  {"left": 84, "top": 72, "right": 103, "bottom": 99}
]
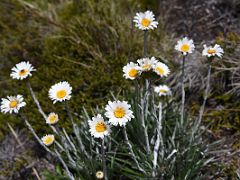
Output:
[
  {"left": 96, "top": 171, "right": 104, "bottom": 179},
  {"left": 154, "top": 85, "right": 171, "bottom": 96},
  {"left": 153, "top": 62, "right": 170, "bottom": 77},
  {"left": 123, "top": 62, "right": 141, "bottom": 80},
  {"left": 10, "top": 61, "right": 36, "bottom": 80},
  {"left": 133, "top": 10, "right": 158, "bottom": 30},
  {"left": 46, "top": 112, "right": 59, "bottom": 125},
  {"left": 175, "top": 37, "right": 195, "bottom": 55},
  {"left": 0, "top": 95, "right": 26, "bottom": 114},
  {"left": 137, "top": 57, "right": 157, "bottom": 71},
  {"left": 49, "top": 81, "right": 72, "bottom": 104},
  {"left": 105, "top": 100, "right": 134, "bottom": 126},
  {"left": 202, "top": 44, "right": 224, "bottom": 58},
  {"left": 88, "top": 114, "right": 110, "bottom": 139},
  {"left": 41, "top": 134, "right": 55, "bottom": 146}
]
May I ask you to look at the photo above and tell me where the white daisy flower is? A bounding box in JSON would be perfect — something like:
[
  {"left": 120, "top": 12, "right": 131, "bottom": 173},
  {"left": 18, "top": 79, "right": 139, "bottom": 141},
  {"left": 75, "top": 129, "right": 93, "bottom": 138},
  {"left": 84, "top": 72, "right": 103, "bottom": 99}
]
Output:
[
  {"left": 175, "top": 37, "right": 195, "bottom": 55},
  {"left": 123, "top": 62, "right": 141, "bottom": 80},
  {"left": 137, "top": 57, "right": 157, "bottom": 71},
  {"left": 96, "top": 171, "right": 104, "bottom": 179},
  {"left": 133, "top": 10, "right": 158, "bottom": 30},
  {"left": 88, "top": 114, "right": 110, "bottom": 139},
  {"left": 154, "top": 85, "right": 171, "bottom": 96},
  {"left": 48, "top": 81, "right": 72, "bottom": 104},
  {"left": 202, "top": 44, "right": 224, "bottom": 58},
  {"left": 41, "top": 134, "right": 55, "bottom": 146},
  {"left": 0, "top": 95, "right": 26, "bottom": 114},
  {"left": 10, "top": 61, "right": 36, "bottom": 80},
  {"left": 46, "top": 112, "right": 59, "bottom": 125},
  {"left": 153, "top": 62, "right": 170, "bottom": 77},
  {"left": 105, "top": 100, "right": 134, "bottom": 127}
]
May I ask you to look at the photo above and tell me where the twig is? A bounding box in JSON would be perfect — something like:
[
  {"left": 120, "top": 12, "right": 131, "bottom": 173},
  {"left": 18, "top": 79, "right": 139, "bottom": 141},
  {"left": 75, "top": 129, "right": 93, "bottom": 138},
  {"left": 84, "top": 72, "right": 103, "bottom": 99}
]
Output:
[
  {"left": 7, "top": 123, "right": 24, "bottom": 149},
  {"left": 123, "top": 127, "right": 145, "bottom": 173},
  {"left": 101, "top": 138, "right": 108, "bottom": 180},
  {"left": 8, "top": 122, "right": 42, "bottom": 180},
  {"left": 32, "top": 167, "right": 42, "bottom": 180}
]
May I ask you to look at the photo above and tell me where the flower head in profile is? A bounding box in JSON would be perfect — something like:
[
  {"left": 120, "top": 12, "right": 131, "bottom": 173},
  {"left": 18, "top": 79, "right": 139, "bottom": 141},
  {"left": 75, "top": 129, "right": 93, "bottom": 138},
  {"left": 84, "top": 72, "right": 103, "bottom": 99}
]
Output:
[
  {"left": 96, "top": 171, "right": 104, "bottom": 179},
  {"left": 133, "top": 10, "right": 158, "bottom": 30},
  {"left": 137, "top": 57, "right": 157, "bottom": 71},
  {"left": 1, "top": 95, "right": 26, "bottom": 114},
  {"left": 49, "top": 81, "right": 72, "bottom": 104},
  {"left": 154, "top": 85, "right": 171, "bottom": 96},
  {"left": 46, "top": 112, "right": 59, "bottom": 125},
  {"left": 123, "top": 62, "right": 141, "bottom": 80},
  {"left": 88, "top": 114, "right": 111, "bottom": 139},
  {"left": 153, "top": 62, "right": 170, "bottom": 77},
  {"left": 202, "top": 44, "right": 224, "bottom": 58},
  {"left": 10, "top": 61, "right": 36, "bottom": 80},
  {"left": 105, "top": 100, "right": 134, "bottom": 126},
  {"left": 41, "top": 134, "right": 55, "bottom": 146},
  {"left": 175, "top": 37, "right": 195, "bottom": 55}
]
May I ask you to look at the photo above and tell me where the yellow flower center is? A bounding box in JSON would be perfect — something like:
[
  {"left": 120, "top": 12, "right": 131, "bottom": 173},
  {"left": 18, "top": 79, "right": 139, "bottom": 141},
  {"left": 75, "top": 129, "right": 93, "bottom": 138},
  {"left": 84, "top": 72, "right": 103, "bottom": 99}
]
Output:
[
  {"left": 207, "top": 49, "right": 216, "bottom": 54},
  {"left": 156, "top": 67, "right": 165, "bottom": 75},
  {"left": 160, "top": 89, "right": 167, "bottom": 93},
  {"left": 9, "top": 100, "right": 18, "bottom": 108},
  {"left": 181, "top": 44, "right": 190, "bottom": 52},
  {"left": 128, "top": 69, "right": 138, "bottom": 77},
  {"left": 114, "top": 107, "right": 126, "bottom": 118},
  {"left": 142, "top": 64, "right": 151, "bottom": 70},
  {"left": 95, "top": 122, "right": 107, "bottom": 133},
  {"left": 19, "top": 69, "right": 28, "bottom": 76},
  {"left": 43, "top": 136, "right": 54, "bottom": 145},
  {"left": 56, "top": 90, "right": 67, "bottom": 99},
  {"left": 141, "top": 18, "right": 151, "bottom": 27},
  {"left": 48, "top": 115, "right": 57, "bottom": 123}
]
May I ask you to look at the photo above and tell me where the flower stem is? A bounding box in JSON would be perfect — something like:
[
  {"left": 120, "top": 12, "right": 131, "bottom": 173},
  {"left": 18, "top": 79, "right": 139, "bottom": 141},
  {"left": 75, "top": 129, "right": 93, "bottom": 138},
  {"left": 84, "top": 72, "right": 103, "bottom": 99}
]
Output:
[
  {"left": 180, "top": 55, "right": 186, "bottom": 124},
  {"left": 26, "top": 81, "right": 58, "bottom": 134},
  {"left": 198, "top": 63, "right": 212, "bottom": 126},
  {"left": 26, "top": 81, "right": 47, "bottom": 119},
  {"left": 22, "top": 115, "right": 54, "bottom": 156},
  {"left": 140, "top": 88, "right": 150, "bottom": 154},
  {"left": 101, "top": 138, "right": 108, "bottom": 180},
  {"left": 152, "top": 101, "right": 163, "bottom": 176},
  {"left": 143, "top": 30, "right": 148, "bottom": 57}
]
